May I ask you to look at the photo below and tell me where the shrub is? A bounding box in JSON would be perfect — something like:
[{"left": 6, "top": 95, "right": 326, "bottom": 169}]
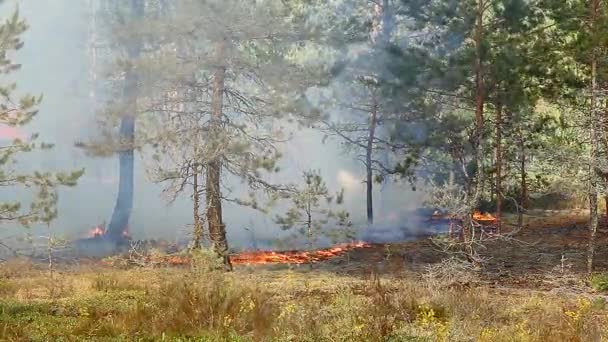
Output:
[{"left": 590, "top": 273, "right": 608, "bottom": 292}]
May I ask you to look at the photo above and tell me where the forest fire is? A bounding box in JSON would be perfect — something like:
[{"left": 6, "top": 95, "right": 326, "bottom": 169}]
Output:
[
  {"left": 87, "top": 224, "right": 131, "bottom": 240},
  {"left": 89, "top": 225, "right": 106, "bottom": 238},
  {"left": 473, "top": 210, "right": 498, "bottom": 223},
  {"left": 230, "top": 241, "right": 372, "bottom": 265},
  {"left": 97, "top": 241, "right": 373, "bottom": 267},
  {"left": 430, "top": 210, "right": 498, "bottom": 223}
]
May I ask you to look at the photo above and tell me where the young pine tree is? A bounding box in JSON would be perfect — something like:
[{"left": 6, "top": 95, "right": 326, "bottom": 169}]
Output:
[{"left": 275, "top": 170, "right": 352, "bottom": 268}]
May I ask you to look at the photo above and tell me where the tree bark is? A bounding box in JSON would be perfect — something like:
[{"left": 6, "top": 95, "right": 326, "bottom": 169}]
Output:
[
  {"left": 107, "top": 116, "right": 135, "bottom": 241},
  {"left": 366, "top": 96, "right": 378, "bottom": 226},
  {"left": 306, "top": 202, "right": 313, "bottom": 270},
  {"left": 207, "top": 37, "right": 231, "bottom": 270},
  {"left": 518, "top": 131, "right": 526, "bottom": 230},
  {"left": 495, "top": 104, "right": 503, "bottom": 233},
  {"left": 192, "top": 163, "right": 203, "bottom": 250},
  {"left": 588, "top": 0, "right": 600, "bottom": 274},
  {"left": 604, "top": 194, "right": 608, "bottom": 227},
  {"left": 106, "top": 0, "right": 143, "bottom": 243},
  {"left": 463, "top": 0, "right": 486, "bottom": 258}
]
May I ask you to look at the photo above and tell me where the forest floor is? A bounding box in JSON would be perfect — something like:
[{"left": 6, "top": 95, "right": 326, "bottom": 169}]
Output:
[{"left": 2, "top": 210, "right": 608, "bottom": 341}]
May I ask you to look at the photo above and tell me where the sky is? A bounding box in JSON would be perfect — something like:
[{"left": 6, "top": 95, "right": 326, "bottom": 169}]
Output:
[{"left": 0, "top": 0, "right": 426, "bottom": 249}]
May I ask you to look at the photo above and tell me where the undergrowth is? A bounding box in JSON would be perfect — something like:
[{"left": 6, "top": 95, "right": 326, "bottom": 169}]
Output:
[
  {"left": 1, "top": 257, "right": 608, "bottom": 341},
  {"left": 590, "top": 272, "right": 608, "bottom": 292}
]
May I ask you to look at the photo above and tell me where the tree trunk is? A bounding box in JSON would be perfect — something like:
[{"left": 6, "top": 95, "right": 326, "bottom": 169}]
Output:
[
  {"left": 495, "top": 104, "right": 503, "bottom": 233},
  {"left": 207, "top": 37, "right": 231, "bottom": 270},
  {"left": 366, "top": 96, "right": 379, "bottom": 226},
  {"left": 588, "top": 0, "right": 600, "bottom": 274},
  {"left": 192, "top": 163, "right": 203, "bottom": 250},
  {"left": 604, "top": 194, "right": 608, "bottom": 227},
  {"left": 107, "top": 116, "right": 135, "bottom": 241},
  {"left": 306, "top": 203, "right": 313, "bottom": 270},
  {"left": 106, "top": 0, "right": 143, "bottom": 243},
  {"left": 518, "top": 131, "right": 526, "bottom": 230},
  {"left": 364, "top": 0, "right": 392, "bottom": 227},
  {"left": 463, "top": 0, "right": 486, "bottom": 259},
  {"left": 473, "top": 0, "right": 485, "bottom": 197}
]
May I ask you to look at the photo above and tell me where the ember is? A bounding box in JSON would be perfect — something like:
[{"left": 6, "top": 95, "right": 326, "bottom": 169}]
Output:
[
  {"left": 89, "top": 225, "right": 106, "bottom": 238},
  {"left": 430, "top": 210, "right": 497, "bottom": 223},
  {"left": 86, "top": 223, "right": 131, "bottom": 240}
]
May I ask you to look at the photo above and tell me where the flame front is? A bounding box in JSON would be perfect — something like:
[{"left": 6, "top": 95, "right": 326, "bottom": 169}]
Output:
[
  {"left": 104, "top": 241, "right": 373, "bottom": 267},
  {"left": 231, "top": 241, "right": 371, "bottom": 265},
  {"left": 472, "top": 210, "right": 497, "bottom": 222}
]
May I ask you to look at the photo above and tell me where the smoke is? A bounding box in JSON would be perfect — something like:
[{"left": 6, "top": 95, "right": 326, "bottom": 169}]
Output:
[
  {"left": 0, "top": 0, "right": 437, "bottom": 251},
  {"left": 337, "top": 169, "right": 360, "bottom": 191}
]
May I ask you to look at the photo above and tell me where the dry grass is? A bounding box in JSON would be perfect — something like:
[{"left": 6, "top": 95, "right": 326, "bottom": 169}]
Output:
[{"left": 1, "top": 259, "right": 608, "bottom": 342}]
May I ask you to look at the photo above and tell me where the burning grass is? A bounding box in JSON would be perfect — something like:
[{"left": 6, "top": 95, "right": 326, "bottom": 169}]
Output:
[{"left": 230, "top": 241, "right": 372, "bottom": 265}]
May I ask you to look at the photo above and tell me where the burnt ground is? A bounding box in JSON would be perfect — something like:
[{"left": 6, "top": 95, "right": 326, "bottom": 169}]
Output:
[
  {"left": 270, "top": 210, "right": 608, "bottom": 292},
  {"left": 5, "top": 210, "right": 607, "bottom": 293}
]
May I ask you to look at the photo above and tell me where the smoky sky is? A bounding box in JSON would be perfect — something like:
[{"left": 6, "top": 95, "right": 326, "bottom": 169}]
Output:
[{"left": 1, "top": 0, "right": 426, "bottom": 248}]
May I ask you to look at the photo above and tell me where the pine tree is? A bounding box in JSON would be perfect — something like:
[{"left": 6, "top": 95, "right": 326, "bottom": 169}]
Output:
[
  {"left": 0, "top": 3, "right": 83, "bottom": 232},
  {"left": 295, "top": 0, "right": 430, "bottom": 226},
  {"left": 275, "top": 170, "right": 352, "bottom": 268},
  {"left": 399, "top": 0, "right": 550, "bottom": 261},
  {"left": 78, "top": 0, "right": 150, "bottom": 244},
  {"left": 540, "top": 0, "right": 608, "bottom": 272},
  {"left": 123, "top": 0, "right": 307, "bottom": 268}
]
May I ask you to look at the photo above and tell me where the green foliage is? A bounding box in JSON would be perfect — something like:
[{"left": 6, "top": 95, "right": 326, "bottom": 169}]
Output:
[
  {"left": 0, "top": 4, "right": 82, "bottom": 228},
  {"left": 190, "top": 247, "right": 225, "bottom": 273},
  {"left": 275, "top": 170, "right": 353, "bottom": 250},
  {"left": 590, "top": 273, "right": 608, "bottom": 292}
]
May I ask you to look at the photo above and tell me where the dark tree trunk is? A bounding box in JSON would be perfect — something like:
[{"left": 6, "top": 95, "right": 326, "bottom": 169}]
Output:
[
  {"left": 518, "top": 131, "right": 526, "bottom": 230},
  {"left": 495, "top": 104, "right": 503, "bottom": 233},
  {"left": 107, "top": 116, "right": 135, "bottom": 241},
  {"left": 106, "top": 0, "right": 143, "bottom": 243},
  {"left": 366, "top": 97, "right": 378, "bottom": 226},
  {"left": 207, "top": 38, "right": 231, "bottom": 270}
]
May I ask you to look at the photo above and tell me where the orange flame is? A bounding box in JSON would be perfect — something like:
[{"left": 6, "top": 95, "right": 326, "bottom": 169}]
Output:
[
  {"left": 472, "top": 210, "right": 497, "bottom": 222},
  {"left": 431, "top": 210, "right": 497, "bottom": 223},
  {"left": 89, "top": 225, "right": 106, "bottom": 238},
  {"left": 231, "top": 241, "right": 371, "bottom": 265},
  {"left": 87, "top": 224, "right": 131, "bottom": 240},
  {"left": 102, "top": 241, "right": 373, "bottom": 267}
]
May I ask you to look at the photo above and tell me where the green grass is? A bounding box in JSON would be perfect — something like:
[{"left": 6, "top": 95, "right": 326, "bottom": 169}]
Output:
[{"left": 590, "top": 273, "right": 608, "bottom": 292}]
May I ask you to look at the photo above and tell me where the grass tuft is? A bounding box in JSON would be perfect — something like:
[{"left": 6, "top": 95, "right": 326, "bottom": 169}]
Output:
[{"left": 590, "top": 273, "right": 608, "bottom": 292}]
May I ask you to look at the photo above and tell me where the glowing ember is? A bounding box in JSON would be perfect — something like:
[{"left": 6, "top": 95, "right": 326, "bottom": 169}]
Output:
[
  {"left": 231, "top": 241, "right": 372, "bottom": 265},
  {"left": 89, "top": 225, "right": 106, "bottom": 238},
  {"left": 473, "top": 210, "right": 497, "bottom": 222},
  {"left": 87, "top": 223, "right": 131, "bottom": 240},
  {"left": 431, "top": 210, "right": 497, "bottom": 223}
]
